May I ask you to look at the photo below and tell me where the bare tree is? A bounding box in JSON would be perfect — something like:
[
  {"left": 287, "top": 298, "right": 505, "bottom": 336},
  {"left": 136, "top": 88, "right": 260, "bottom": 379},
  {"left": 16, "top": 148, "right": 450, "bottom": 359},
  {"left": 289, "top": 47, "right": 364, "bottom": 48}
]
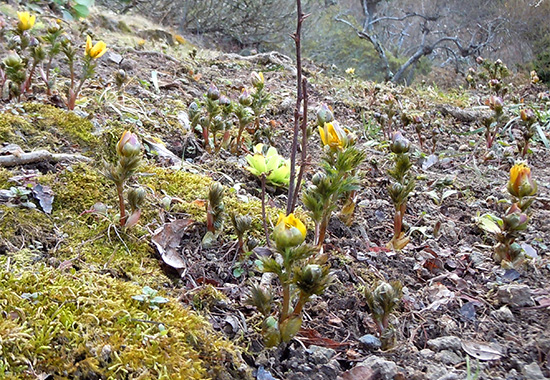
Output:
[{"left": 336, "top": 0, "right": 506, "bottom": 83}]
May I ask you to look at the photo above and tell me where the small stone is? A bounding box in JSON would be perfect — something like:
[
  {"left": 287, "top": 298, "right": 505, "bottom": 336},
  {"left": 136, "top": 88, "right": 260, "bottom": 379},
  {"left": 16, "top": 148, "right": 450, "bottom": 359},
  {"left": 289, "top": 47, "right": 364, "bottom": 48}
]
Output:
[
  {"left": 458, "top": 144, "right": 469, "bottom": 151},
  {"left": 307, "top": 345, "right": 336, "bottom": 365},
  {"left": 99, "top": 344, "right": 112, "bottom": 364},
  {"left": 357, "top": 356, "right": 397, "bottom": 380},
  {"left": 490, "top": 306, "right": 515, "bottom": 322},
  {"left": 435, "top": 350, "right": 462, "bottom": 365},
  {"left": 436, "top": 373, "right": 460, "bottom": 380},
  {"left": 359, "top": 334, "right": 382, "bottom": 351},
  {"left": 522, "top": 362, "right": 547, "bottom": 380},
  {"left": 497, "top": 285, "right": 535, "bottom": 307},
  {"left": 419, "top": 348, "right": 435, "bottom": 359},
  {"left": 427, "top": 336, "right": 462, "bottom": 352}
]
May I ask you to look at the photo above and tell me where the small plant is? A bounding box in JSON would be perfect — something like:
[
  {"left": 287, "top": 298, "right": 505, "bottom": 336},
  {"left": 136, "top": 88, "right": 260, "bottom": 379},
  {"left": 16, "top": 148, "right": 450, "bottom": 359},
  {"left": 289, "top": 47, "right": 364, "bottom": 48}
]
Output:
[
  {"left": 40, "top": 20, "right": 65, "bottom": 96},
  {"left": 468, "top": 57, "right": 510, "bottom": 97},
  {"left": 483, "top": 95, "right": 505, "bottom": 149},
  {"left": 188, "top": 84, "right": 233, "bottom": 153},
  {"left": 63, "top": 35, "right": 107, "bottom": 110},
  {"left": 231, "top": 213, "right": 252, "bottom": 253},
  {"left": 365, "top": 281, "right": 402, "bottom": 350},
  {"left": 302, "top": 105, "right": 365, "bottom": 246},
  {"left": 401, "top": 112, "right": 425, "bottom": 151},
  {"left": 2, "top": 12, "right": 45, "bottom": 100},
  {"left": 477, "top": 162, "right": 537, "bottom": 267},
  {"left": 248, "top": 214, "right": 331, "bottom": 347},
  {"left": 106, "top": 131, "right": 143, "bottom": 227},
  {"left": 249, "top": 71, "right": 270, "bottom": 131},
  {"left": 517, "top": 108, "right": 538, "bottom": 157},
  {"left": 132, "top": 286, "right": 169, "bottom": 310},
  {"left": 202, "top": 182, "right": 225, "bottom": 248},
  {"left": 246, "top": 144, "right": 292, "bottom": 244},
  {"left": 378, "top": 93, "right": 398, "bottom": 139},
  {"left": 387, "top": 131, "right": 415, "bottom": 250}
]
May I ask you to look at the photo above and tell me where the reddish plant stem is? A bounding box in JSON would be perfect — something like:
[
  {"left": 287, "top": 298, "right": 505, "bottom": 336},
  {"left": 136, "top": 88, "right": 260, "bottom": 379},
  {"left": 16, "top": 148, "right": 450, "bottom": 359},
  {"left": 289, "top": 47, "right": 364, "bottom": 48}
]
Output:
[{"left": 117, "top": 183, "right": 126, "bottom": 227}]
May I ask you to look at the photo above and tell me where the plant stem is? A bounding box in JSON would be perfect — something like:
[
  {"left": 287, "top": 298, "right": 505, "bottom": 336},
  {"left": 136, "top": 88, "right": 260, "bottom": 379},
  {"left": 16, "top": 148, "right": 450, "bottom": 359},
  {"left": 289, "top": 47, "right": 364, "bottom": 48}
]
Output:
[
  {"left": 117, "top": 183, "right": 126, "bottom": 227},
  {"left": 261, "top": 174, "right": 270, "bottom": 247},
  {"left": 281, "top": 283, "right": 290, "bottom": 322}
]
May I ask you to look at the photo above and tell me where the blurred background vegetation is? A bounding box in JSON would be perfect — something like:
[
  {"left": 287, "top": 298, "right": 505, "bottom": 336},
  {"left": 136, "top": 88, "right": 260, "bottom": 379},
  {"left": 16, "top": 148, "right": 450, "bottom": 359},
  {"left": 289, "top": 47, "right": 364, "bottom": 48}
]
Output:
[{"left": 16, "top": 0, "right": 550, "bottom": 85}]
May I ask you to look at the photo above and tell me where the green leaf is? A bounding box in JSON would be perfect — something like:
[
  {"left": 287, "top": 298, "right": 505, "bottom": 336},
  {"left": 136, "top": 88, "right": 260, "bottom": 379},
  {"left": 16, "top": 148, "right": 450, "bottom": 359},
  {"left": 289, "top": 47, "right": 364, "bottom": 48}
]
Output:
[
  {"left": 72, "top": 4, "right": 90, "bottom": 18},
  {"left": 75, "top": 0, "right": 94, "bottom": 6},
  {"left": 475, "top": 213, "right": 502, "bottom": 234},
  {"left": 535, "top": 122, "right": 550, "bottom": 149}
]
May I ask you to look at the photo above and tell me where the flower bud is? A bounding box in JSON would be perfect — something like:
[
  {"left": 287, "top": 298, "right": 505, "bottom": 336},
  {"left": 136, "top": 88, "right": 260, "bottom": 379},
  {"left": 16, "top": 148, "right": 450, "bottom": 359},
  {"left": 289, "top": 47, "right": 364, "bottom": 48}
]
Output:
[
  {"left": 508, "top": 162, "right": 537, "bottom": 198},
  {"left": 476, "top": 56, "right": 484, "bottom": 65},
  {"left": 272, "top": 213, "right": 306, "bottom": 250},
  {"left": 207, "top": 83, "right": 220, "bottom": 100},
  {"left": 239, "top": 88, "right": 252, "bottom": 106},
  {"left": 219, "top": 95, "right": 231, "bottom": 107},
  {"left": 485, "top": 95, "right": 504, "bottom": 113},
  {"left": 520, "top": 108, "right": 536, "bottom": 123},
  {"left": 390, "top": 131, "right": 410, "bottom": 154},
  {"left": 504, "top": 203, "right": 529, "bottom": 231},
  {"left": 128, "top": 187, "right": 146, "bottom": 210},
  {"left": 251, "top": 71, "right": 264, "bottom": 88},
  {"left": 311, "top": 172, "right": 326, "bottom": 186},
  {"left": 116, "top": 131, "right": 141, "bottom": 158},
  {"left": 188, "top": 101, "right": 200, "bottom": 118},
  {"left": 316, "top": 103, "right": 334, "bottom": 125}
]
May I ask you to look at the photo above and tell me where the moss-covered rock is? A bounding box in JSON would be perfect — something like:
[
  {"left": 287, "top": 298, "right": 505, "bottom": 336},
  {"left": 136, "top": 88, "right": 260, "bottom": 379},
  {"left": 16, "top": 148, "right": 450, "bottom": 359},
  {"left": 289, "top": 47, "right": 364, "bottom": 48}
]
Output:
[{"left": 0, "top": 255, "right": 247, "bottom": 379}]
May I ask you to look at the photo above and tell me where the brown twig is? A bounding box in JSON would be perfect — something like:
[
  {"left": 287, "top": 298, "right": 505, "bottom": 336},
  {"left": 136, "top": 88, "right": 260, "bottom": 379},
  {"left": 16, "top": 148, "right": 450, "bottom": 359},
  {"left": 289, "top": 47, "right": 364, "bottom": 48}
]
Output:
[
  {"left": 286, "top": 0, "right": 309, "bottom": 215},
  {"left": 0, "top": 150, "right": 91, "bottom": 167}
]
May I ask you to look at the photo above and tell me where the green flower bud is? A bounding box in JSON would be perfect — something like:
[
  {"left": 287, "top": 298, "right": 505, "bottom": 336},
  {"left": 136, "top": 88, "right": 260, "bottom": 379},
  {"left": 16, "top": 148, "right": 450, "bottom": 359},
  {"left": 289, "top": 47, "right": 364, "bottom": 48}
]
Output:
[
  {"left": 390, "top": 131, "right": 410, "bottom": 154},
  {"left": 316, "top": 103, "right": 334, "bottom": 125},
  {"left": 272, "top": 213, "right": 306, "bottom": 250},
  {"left": 116, "top": 131, "right": 141, "bottom": 158},
  {"left": 207, "top": 83, "right": 220, "bottom": 100}
]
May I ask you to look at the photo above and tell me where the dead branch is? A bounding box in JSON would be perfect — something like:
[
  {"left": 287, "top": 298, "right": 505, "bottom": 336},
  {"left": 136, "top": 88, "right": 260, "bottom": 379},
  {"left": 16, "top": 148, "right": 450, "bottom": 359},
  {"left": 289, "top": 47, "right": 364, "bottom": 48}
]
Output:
[{"left": 0, "top": 150, "right": 92, "bottom": 167}]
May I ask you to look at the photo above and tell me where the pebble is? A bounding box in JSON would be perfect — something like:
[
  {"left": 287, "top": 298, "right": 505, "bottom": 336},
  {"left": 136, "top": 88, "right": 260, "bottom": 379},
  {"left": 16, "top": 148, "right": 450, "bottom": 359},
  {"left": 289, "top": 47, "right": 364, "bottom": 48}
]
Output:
[
  {"left": 435, "top": 350, "right": 462, "bottom": 365},
  {"left": 522, "top": 362, "right": 548, "bottom": 380},
  {"left": 490, "top": 305, "right": 515, "bottom": 322},
  {"left": 497, "top": 284, "right": 535, "bottom": 307},
  {"left": 427, "top": 336, "right": 462, "bottom": 352},
  {"left": 359, "top": 334, "right": 382, "bottom": 351},
  {"left": 356, "top": 356, "right": 397, "bottom": 380}
]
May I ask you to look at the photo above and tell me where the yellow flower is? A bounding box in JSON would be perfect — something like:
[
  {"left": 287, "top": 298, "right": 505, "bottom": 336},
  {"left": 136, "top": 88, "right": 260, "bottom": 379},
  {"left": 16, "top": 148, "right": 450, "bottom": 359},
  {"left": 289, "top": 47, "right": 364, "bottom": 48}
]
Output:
[
  {"left": 318, "top": 121, "right": 353, "bottom": 150},
  {"left": 508, "top": 162, "right": 537, "bottom": 198},
  {"left": 345, "top": 67, "right": 355, "bottom": 75},
  {"left": 251, "top": 71, "right": 264, "bottom": 87},
  {"left": 17, "top": 11, "right": 36, "bottom": 31},
  {"left": 85, "top": 35, "right": 108, "bottom": 59},
  {"left": 273, "top": 213, "right": 306, "bottom": 249}
]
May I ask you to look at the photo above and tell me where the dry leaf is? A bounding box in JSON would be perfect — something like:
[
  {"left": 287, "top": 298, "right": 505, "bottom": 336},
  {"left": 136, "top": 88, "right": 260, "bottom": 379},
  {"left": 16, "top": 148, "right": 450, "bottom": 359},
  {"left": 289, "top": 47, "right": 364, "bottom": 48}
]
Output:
[{"left": 152, "top": 219, "right": 193, "bottom": 270}]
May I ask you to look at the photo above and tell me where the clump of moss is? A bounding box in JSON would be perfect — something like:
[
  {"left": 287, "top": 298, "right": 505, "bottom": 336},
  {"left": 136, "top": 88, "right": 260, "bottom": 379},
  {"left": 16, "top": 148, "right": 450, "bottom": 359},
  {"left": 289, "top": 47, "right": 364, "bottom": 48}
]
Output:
[
  {"left": 0, "top": 112, "right": 34, "bottom": 148},
  {"left": 0, "top": 206, "right": 55, "bottom": 252},
  {"left": 0, "top": 256, "right": 247, "bottom": 379},
  {"left": 52, "top": 163, "right": 112, "bottom": 213},
  {"left": 23, "top": 103, "right": 100, "bottom": 151},
  {"left": 0, "top": 168, "right": 12, "bottom": 188},
  {"left": 0, "top": 104, "right": 99, "bottom": 153}
]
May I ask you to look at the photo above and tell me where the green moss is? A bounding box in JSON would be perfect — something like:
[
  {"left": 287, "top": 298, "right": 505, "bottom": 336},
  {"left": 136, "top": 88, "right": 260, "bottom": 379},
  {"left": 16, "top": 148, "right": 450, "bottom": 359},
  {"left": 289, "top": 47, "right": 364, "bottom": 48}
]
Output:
[
  {"left": 51, "top": 162, "right": 112, "bottom": 213},
  {"left": 0, "top": 112, "right": 33, "bottom": 147},
  {"left": 0, "top": 257, "right": 244, "bottom": 379},
  {"left": 0, "top": 168, "right": 11, "bottom": 188},
  {"left": 0, "top": 104, "right": 99, "bottom": 153},
  {"left": 0, "top": 206, "right": 55, "bottom": 251},
  {"left": 23, "top": 103, "right": 100, "bottom": 151}
]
